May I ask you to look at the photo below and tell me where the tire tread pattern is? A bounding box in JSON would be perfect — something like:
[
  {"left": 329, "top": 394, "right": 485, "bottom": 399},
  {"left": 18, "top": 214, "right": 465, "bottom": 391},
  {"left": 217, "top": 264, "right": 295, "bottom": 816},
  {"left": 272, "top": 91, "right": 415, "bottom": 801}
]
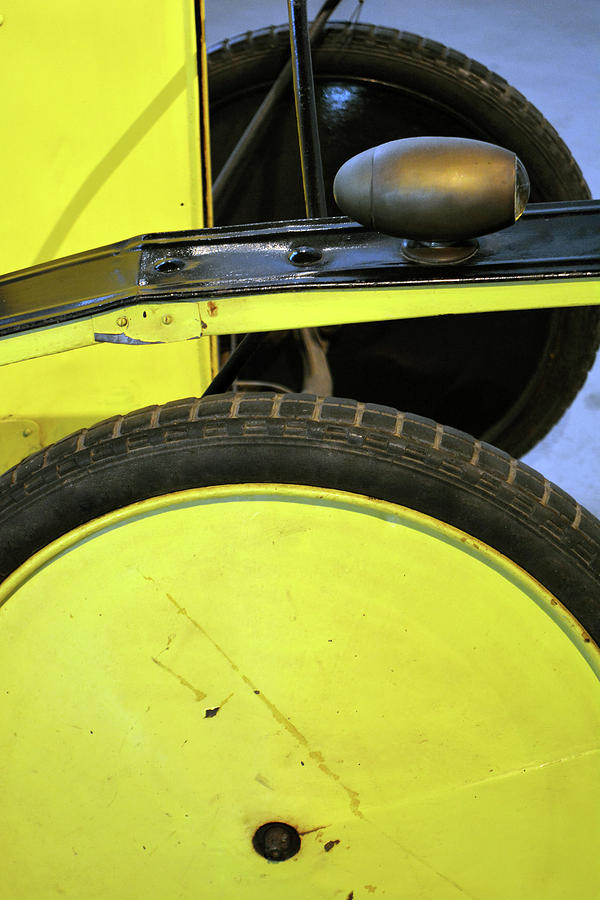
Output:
[{"left": 2, "top": 394, "right": 599, "bottom": 599}]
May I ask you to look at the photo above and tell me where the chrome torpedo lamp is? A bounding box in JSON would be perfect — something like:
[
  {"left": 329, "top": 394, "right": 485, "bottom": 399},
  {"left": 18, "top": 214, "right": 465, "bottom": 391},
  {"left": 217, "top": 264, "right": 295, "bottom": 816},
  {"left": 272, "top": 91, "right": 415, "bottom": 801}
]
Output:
[{"left": 333, "top": 136, "right": 530, "bottom": 263}]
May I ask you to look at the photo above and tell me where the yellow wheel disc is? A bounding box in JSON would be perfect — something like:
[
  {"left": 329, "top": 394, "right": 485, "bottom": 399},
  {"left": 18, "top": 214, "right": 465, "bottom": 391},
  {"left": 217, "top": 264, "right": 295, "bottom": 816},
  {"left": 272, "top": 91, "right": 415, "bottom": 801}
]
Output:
[{"left": 1, "top": 485, "right": 599, "bottom": 898}]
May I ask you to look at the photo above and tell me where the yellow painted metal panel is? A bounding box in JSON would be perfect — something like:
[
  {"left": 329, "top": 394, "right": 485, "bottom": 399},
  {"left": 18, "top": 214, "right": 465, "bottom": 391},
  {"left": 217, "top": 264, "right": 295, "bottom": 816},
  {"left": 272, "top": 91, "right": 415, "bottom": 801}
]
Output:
[
  {"left": 192, "top": 278, "right": 600, "bottom": 335},
  {"left": 1, "top": 486, "right": 599, "bottom": 897},
  {"left": 0, "top": 0, "right": 217, "bottom": 463},
  {"left": 0, "top": 339, "right": 212, "bottom": 472},
  {"left": 0, "top": 417, "right": 42, "bottom": 472},
  {"left": 0, "top": 319, "right": 96, "bottom": 367},
  {"left": 1, "top": 278, "right": 598, "bottom": 370},
  {"left": 0, "top": 0, "right": 203, "bottom": 274}
]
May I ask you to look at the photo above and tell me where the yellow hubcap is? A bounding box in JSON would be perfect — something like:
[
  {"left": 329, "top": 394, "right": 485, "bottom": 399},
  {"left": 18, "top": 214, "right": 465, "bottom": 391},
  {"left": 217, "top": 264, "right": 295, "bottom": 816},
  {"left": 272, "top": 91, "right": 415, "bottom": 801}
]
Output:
[{"left": 1, "top": 485, "right": 599, "bottom": 898}]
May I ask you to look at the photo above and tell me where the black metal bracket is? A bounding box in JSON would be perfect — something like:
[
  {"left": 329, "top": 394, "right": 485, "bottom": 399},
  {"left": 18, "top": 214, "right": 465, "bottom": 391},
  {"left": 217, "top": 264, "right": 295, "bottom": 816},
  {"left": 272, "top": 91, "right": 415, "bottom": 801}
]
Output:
[{"left": 0, "top": 201, "right": 598, "bottom": 338}]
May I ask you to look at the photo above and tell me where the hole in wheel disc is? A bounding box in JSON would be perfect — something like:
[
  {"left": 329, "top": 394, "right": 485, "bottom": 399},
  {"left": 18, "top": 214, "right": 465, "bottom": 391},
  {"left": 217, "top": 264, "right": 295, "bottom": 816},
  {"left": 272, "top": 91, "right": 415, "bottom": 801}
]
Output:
[{"left": 252, "top": 822, "right": 301, "bottom": 861}]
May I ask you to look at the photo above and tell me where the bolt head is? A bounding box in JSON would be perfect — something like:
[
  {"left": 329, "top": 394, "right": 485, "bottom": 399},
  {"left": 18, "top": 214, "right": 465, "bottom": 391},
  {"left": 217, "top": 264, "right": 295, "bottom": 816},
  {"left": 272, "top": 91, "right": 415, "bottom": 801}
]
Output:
[{"left": 252, "top": 822, "right": 301, "bottom": 862}]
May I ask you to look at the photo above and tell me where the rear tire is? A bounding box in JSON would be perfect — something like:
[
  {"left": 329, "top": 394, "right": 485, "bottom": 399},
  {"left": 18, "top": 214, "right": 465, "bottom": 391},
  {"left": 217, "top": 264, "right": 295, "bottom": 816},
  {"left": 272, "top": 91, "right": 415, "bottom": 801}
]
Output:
[{"left": 208, "top": 23, "right": 600, "bottom": 456}]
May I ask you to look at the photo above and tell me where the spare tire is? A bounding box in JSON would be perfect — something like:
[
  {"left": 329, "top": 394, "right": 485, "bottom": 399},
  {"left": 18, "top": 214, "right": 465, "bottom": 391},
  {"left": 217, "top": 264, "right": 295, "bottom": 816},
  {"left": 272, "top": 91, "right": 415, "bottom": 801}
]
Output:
[{"left": 208, "top": 22, "right": 599, "bottom": 456}]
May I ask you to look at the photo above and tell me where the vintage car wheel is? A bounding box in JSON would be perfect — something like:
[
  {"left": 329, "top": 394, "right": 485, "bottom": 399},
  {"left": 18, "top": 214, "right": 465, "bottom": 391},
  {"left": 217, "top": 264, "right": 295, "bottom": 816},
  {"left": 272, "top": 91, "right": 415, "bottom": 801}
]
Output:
[
  {"left": 1, "top": 394, "right": 599, "bottom": 896},
  {"left": 208, "top": 22, "right": 599, "bottom": 457}
]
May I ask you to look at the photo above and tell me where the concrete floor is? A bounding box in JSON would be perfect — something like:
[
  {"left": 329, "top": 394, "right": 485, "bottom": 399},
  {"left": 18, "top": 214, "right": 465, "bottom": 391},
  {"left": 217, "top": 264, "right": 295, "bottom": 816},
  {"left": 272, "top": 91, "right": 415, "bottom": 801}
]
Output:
[{"left": 206, "top": 0, "right": 600, "bottom": 515}]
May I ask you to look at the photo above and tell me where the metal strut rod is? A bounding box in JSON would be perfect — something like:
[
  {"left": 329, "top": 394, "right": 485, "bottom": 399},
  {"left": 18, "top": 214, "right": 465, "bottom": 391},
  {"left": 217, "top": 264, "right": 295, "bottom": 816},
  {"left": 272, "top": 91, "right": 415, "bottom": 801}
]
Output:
[
  {"left": 212, "top": 0, "right": 341, "bottom": 208},
  {"left": 287, "top": 0, "right": 332, "bottom": 393},
  {"left": 287, "top": 0, "right": 328, "bottom": 219},
  {"left": 201, "top": 331, "right": 266, "bottom": 396},
  {"left": 202, "top": 0, "right": 332, "bottom": 398}
]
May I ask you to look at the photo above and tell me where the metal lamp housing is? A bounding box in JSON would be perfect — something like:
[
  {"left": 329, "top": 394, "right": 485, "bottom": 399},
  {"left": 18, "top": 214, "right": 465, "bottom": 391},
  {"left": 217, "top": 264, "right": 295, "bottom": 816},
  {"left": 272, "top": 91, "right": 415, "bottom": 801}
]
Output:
[{"left": 333, "top": 137, "right": 530, "bottom": 242}]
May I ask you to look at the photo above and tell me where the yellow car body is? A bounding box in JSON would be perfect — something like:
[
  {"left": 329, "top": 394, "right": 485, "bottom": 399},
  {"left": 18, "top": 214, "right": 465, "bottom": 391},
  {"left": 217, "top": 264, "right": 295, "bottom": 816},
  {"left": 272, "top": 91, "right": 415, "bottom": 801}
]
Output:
[{"left": 0, "top": 3, "right": 599, "bottom": 897}]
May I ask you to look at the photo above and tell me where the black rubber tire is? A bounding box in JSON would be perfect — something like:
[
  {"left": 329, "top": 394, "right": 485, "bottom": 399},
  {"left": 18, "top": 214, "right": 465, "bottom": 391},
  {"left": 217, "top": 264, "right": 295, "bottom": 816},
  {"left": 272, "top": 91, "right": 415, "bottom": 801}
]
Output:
[
  {"left": 208, "top": 23, "right": 600, "bottom": 457},
  {"left": 1, "top": 393, "right": 599, "bottom": 643}
]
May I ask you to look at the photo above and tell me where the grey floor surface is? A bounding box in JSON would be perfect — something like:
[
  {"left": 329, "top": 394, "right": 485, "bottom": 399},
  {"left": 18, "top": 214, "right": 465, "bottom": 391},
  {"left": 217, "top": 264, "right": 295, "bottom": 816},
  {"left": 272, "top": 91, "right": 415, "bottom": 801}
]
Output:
[{"left": 207, "top": 0, "right": 600, "bottom": 515}]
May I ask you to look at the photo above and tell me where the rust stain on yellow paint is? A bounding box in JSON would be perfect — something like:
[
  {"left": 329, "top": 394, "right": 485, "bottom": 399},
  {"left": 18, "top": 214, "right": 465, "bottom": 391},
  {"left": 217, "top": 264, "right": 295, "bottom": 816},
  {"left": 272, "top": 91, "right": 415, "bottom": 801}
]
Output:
[
  {"left": 151, "top": 656, "right": 207, "bottom": 702},
  {"left": 165, "top": 590, "right": 364, "bottom": 820}
]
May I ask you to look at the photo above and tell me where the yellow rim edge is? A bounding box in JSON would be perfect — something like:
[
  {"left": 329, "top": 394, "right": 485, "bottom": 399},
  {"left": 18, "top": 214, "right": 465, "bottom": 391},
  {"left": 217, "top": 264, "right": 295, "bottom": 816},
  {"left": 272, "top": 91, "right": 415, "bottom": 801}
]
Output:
[
  {"left": 2, "top": 483, "right": 598, "bottom": 676},
  {"left": 2, "top": 483, "right": 599, "bottom": 898}
]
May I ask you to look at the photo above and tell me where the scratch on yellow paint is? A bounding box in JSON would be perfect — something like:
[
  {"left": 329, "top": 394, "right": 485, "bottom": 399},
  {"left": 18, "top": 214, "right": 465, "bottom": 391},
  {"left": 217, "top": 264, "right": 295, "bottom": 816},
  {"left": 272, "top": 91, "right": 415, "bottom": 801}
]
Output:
[
  {"left": 151, "top": 656, "right": 207, "bottom": 702},
  {"left": 254, "top": 773, "right": 274, "bottom": 791},
  {"left": 166, "top": 592, "right": 239, "bottom": 671},
  {"left": 165, "top": 590, "right": 365, "bottom": 820},
  {"left": 298, "top": 824, "right": 330, "bottom": 836}
]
